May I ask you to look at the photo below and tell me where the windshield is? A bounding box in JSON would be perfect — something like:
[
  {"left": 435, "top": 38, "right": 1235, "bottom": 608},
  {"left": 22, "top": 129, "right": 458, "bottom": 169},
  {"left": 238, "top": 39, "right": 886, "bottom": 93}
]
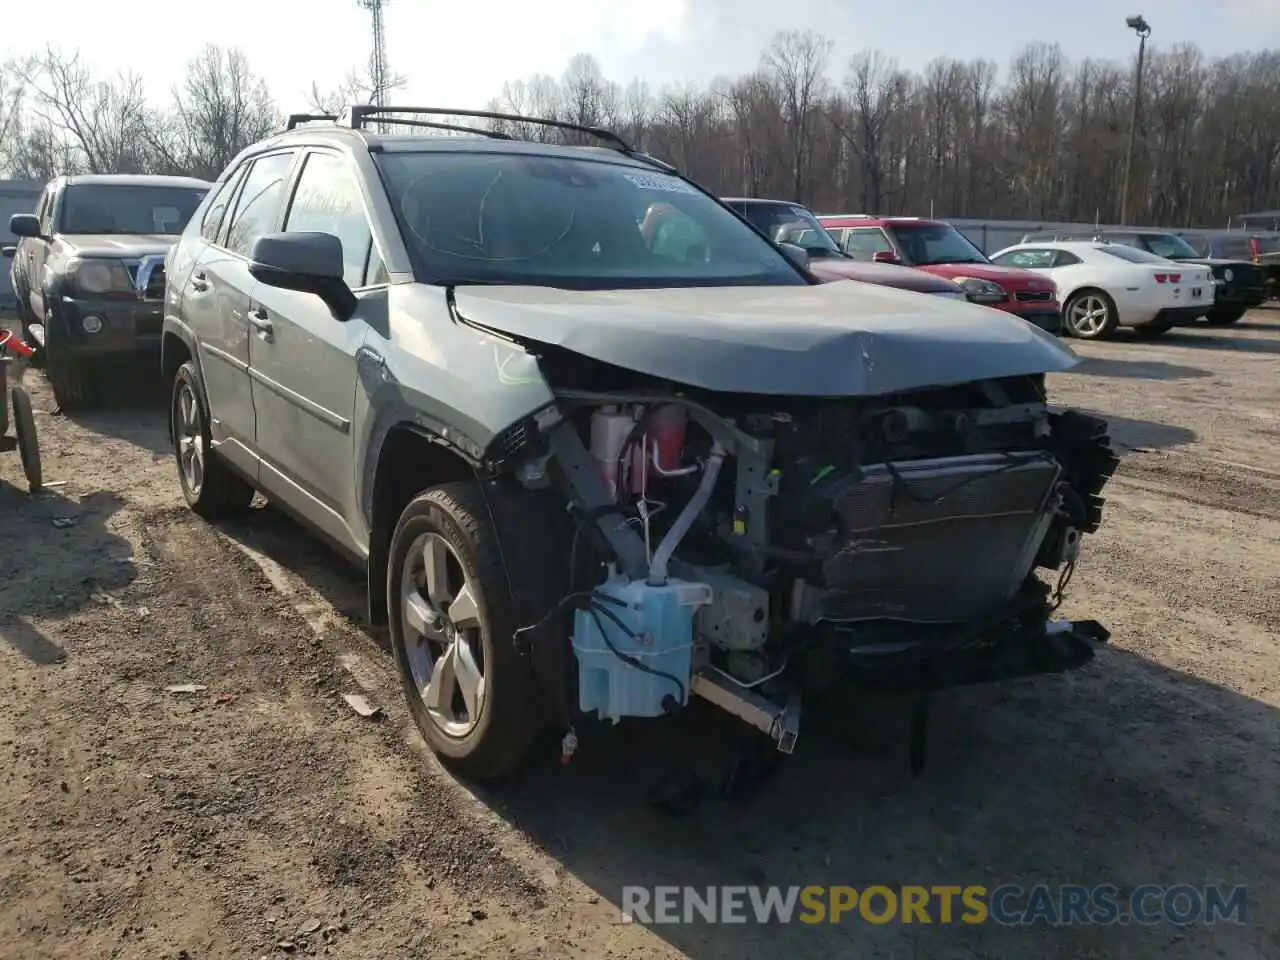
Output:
[
  {"left": 58, "top": 184, "right": 208, "bottom": 235},
  {"left": 1143, "top": 234, "right": 1202, "bottom": 259},
  {"left": 1095, "top": 244, "right": 1171, "bottom": 264},
  {"left": 733, "top": 203, "right": 843, "bottom": 257},
  {"left": 885, "top": 223, "right": 988, "bottom": 265},
  {"left": 375, "top": 152, "right": 806, "bottom": 288}
]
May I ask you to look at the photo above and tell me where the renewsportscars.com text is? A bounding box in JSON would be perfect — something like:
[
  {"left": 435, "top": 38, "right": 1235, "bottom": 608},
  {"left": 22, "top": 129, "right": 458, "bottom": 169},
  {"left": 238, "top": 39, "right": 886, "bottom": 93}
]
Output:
[{"left": 620, "top": 884, "right": 1248, "bottom": 926}]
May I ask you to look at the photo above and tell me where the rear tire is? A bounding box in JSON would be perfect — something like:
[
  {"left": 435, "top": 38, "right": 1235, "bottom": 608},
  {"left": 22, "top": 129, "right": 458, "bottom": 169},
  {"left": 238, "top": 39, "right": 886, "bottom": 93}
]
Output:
[
  {"left": 387, "top": 482, "right": 555, "bottom": 781},
  {"left": 1063, "top": 289, "right": 1119, "bottom": 340},
  {"left": 170, "top": 360, "right": 255, "bottom": 518},
  {"left": 1204, "top": 305, "right": 1246, "bottom": 326}
]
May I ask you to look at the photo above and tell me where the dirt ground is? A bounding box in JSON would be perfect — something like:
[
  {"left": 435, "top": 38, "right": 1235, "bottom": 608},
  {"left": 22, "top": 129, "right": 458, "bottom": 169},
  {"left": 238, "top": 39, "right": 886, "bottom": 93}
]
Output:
[{"left": 1, "top": 309, "right": 1278, "bottom": 960}]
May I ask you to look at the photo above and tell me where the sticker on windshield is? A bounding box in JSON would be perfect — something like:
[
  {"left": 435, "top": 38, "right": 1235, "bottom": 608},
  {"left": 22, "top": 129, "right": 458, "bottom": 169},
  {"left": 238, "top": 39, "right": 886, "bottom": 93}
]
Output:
[{"left": 623, "top": 173, "right": 697, "bottom": 195}]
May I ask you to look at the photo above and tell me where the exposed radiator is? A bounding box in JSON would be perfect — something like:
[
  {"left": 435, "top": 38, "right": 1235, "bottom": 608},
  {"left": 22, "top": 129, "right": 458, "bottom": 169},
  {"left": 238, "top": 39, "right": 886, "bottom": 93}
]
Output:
[{"left": 816, "top": 451, "right": 1061, "bottom": 624}]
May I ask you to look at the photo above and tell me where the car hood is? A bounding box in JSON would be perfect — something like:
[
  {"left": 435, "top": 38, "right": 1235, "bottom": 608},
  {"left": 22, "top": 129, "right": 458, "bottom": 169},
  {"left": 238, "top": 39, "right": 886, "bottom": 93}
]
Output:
[
  {"left": 451, "top": 282, "right": 1078, "bottom": 397},
  {"left": 806, "top": 258, "right": 963, "bottom": 293},
  {"left": 56, "top": 234, "right": 178, "bottom": 259},
  {"left": 917, "top": 262, "right": 1055, "bottom": 292}
]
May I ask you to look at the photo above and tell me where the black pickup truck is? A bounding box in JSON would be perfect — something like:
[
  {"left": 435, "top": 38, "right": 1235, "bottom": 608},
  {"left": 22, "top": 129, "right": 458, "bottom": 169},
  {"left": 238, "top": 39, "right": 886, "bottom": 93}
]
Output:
[
  {"left": 6, "top": 174, "right": 211, "bottom": 409},
  {"left": 1020, "top": 227, "right": 1268, "bottom": 325}
]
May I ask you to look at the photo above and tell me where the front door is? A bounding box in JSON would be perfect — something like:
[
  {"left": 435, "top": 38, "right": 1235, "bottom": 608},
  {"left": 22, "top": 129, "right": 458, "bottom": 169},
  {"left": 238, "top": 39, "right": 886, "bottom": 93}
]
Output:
[
  {"left": 194, "top": 150, "right": 298, "bottom": 468},
  {"left": 248, "top": 149, "right": 385, "bottom": 551}
]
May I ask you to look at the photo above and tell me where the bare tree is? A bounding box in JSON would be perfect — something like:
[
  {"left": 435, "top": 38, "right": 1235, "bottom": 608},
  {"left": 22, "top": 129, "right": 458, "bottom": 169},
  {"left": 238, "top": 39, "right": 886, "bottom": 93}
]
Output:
[
  {"left": 761, "top": 30, "right": 833, "bottom": 202},
  {"left": 18, "top": 48, "right": 154, "bottom": 173},
  {"left": 152, "top": 45, "right": 280, "bottom": 179}
]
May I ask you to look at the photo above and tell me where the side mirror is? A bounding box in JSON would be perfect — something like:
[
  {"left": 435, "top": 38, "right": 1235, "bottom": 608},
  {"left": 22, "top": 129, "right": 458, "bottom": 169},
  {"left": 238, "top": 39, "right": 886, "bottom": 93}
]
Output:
[
  {"left": 248, "top": 232, "right": 355, "bottom": 321},
  {"left": 2, "top": 246, "right": 14, "bottom": 259},
  {"left": 9, "top": 214, "right": 42, "bottom": 240},
  {"left": 872, "top": 250, "right": 901, "bottom": 265},
  {"left": 778, "top": 242, "right": 811, "bottom": 271}
]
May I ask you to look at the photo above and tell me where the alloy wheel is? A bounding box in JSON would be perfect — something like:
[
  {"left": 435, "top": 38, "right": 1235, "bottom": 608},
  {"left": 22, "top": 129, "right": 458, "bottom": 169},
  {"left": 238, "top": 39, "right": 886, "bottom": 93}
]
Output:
[
  {"left": 175, "top": 380, "right": 204, "bottom": 495},
  {"left": 400, "top": 532, "right": 487, "bottom": 738},
  {"left": 1068, "top": 295, "right": 1110, "bottom": 336}
]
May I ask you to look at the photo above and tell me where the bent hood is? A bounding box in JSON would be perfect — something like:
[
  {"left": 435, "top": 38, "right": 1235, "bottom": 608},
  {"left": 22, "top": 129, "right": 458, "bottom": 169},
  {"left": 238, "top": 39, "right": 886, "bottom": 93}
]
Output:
[
  {"left": 57, "top": 233, "right": 178, "bottom": 259},
  {"left": 806, "top": 258, "right": 964, "bottom": 294},
  {"left": 451, "top": 282, "right": 1078, "bottom": 397}
]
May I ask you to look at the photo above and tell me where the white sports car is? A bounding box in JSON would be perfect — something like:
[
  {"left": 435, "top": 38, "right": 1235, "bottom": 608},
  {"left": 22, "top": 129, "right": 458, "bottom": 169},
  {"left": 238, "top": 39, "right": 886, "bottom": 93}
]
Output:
[{"left": 988, "top": 240, "right": 1216, "bottom": 340}]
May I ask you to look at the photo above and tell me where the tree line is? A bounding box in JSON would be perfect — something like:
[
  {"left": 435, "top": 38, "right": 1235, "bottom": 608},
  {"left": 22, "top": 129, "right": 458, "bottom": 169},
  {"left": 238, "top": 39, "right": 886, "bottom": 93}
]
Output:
[{"left": 3, "top": 33, "right": 1279, "bottom": 228}]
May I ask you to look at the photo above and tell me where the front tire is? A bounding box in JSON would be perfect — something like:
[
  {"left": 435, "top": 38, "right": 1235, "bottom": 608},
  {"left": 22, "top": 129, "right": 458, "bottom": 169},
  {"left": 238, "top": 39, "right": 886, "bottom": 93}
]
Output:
[
  {"left": 11, "top": 386, "right": 42, "bottom": 494},
  {"left": 170, "top": 360, "right": 255, "bottom": 518},
  {"left": 387, "top": 482, "right": 550, "bottom": 781},
  {"left": 43, "top": 308, "right": 100, "bottom": 411},
  {"left": 1063, "top": 289, "right": 1119, "bottom": 340}
]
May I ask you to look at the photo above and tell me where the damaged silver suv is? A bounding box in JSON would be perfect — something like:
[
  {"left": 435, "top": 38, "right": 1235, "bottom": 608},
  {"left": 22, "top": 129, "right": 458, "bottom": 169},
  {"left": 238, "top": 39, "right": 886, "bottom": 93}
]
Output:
[{"left": 161, "top": 106, "right": 1118, "bottom": 781}]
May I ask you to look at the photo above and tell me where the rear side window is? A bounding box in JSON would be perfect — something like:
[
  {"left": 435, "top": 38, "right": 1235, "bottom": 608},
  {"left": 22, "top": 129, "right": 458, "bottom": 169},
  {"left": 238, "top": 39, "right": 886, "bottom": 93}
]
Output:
[
  {"left": 1095, "top": 244, "right": 1167, "bottom": 264},
  {"left": 282, "top": 151, "right": 377, "bottom": 288},
  {"left": 225, "top": 152, "right": 297, "bottom": 257},
  {"left": 201, "top": 166, "right": 248, "bottom": 243}
]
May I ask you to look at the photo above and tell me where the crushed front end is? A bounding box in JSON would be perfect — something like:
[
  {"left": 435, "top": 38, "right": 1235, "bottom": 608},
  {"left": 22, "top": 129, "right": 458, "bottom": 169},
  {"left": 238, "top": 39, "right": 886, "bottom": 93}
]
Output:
[{"left": 503, "top": 367, "right": 1118, "bottom": 762}]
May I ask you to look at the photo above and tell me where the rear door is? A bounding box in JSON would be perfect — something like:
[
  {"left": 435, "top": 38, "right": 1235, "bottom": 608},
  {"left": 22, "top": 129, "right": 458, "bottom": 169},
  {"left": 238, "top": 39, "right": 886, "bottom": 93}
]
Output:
[
  {"left": 191, "top": 150, "right": 299, "bottom": 471},
  {"left": 247, "top": 148, "right": 386, "bottom": 550}
]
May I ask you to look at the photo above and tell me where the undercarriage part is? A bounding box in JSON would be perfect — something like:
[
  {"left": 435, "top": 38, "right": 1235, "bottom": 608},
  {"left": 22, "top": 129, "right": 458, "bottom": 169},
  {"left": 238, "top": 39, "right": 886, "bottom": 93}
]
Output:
[
  {"left": 691, "top": 667, "right": 800, "bottom": 754},
  {"left": 571, "top": 573, "right": 712, "bottom": 722}
]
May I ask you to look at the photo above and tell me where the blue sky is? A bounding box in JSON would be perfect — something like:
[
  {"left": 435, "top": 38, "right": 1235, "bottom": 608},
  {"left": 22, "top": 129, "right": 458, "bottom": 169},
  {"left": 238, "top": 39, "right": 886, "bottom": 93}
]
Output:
[{"left": 3, "top": 0, "right": 1279, "bottom": 110}]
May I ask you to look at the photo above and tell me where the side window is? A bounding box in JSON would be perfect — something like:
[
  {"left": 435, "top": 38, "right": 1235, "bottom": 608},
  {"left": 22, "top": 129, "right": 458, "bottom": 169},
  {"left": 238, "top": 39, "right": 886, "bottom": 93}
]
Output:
[
  {"left": 225, "top": 152, "right": 297, "bottom": 257},
  {"left": 283, "top": 151, "right": 377, "bottom": 288},
  {"left": 1053, "top": 251, "right": 1083, "bottom": 267},
  {"left": 994, "top": 249, "right": 1055, "bottom": 268},
  {"left": 200, "top": 166, "right": 248, "bottom": 244},
  {"left": 844, "top": 228, "right": 892, "bottom": 261}
]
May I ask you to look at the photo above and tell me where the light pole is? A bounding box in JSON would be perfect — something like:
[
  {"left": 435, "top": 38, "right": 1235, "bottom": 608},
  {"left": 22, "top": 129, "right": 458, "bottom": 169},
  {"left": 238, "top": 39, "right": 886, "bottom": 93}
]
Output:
[{"left": 1119, "top": 14, "right": 1151, "bottom": 226}]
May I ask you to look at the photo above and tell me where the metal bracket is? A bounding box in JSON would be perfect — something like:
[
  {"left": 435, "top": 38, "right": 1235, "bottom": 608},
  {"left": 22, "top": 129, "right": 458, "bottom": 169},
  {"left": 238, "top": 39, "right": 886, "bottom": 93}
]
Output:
[
  {"left": 692, "top": 667, "right": 800, "bottom": 754},
  {"left": 547, "top": 420, "right": 649, "bottom": 580}
]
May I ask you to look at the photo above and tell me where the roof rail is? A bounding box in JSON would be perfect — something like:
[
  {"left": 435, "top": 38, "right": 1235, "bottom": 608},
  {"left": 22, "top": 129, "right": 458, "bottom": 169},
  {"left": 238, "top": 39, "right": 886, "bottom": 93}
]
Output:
[
  {"left": 344, "top": 105, "right": 638, "bottom": 154},
  {"left": 286, "top": 113, "right": 338, "bottom": 130}
]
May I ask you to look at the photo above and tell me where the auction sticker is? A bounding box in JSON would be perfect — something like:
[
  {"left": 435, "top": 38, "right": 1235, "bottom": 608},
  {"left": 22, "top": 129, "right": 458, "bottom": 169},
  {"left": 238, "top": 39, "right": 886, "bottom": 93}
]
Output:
[{"left": 624, "top": 173, "right": 698, "bottom": 195}]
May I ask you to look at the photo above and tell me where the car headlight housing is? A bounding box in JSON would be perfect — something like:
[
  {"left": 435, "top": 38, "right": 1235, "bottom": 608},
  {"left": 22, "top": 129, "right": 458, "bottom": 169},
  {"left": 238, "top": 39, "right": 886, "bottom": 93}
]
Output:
[
  {"left": 66, "top": 257, "right": 134, "bottom": 295},
  {"left": 952, "top": 276, "right": 1008, "bottom": 303},
  {"left": 1223, "top": 268, "right": 1234, "bottom": 282}
]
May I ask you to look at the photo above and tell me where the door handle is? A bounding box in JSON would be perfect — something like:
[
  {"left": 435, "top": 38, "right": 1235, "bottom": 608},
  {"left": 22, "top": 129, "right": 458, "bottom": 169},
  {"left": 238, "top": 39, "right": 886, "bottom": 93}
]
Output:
[
  {"left": 190, "top": 271, "right": 209, "bottom": 292},
  {"left": 247, "top": 309, "right": 273, "bottom": 341}
]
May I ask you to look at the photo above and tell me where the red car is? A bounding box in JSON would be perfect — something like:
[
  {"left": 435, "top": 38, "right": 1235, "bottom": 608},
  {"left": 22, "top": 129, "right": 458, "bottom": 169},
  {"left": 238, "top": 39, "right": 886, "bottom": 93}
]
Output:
[
  {"left": 719, "top": 199, "right": 969, "bottom": 300},
  {"left": 818, "top": 215, "right": 1063, "bottom": 334}
]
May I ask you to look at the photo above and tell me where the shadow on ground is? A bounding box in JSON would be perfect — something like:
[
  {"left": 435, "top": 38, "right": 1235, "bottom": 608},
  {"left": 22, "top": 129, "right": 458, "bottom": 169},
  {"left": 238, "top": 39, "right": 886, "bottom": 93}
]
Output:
[
  {"left": 0, "top": 486, "right": 136, "bottom": 664},
  {"left": 48, "top": 362, "right": 171, "bottom": 456},
  {"left": 1149, "top": 328, "right": 1280, "bottom": 355},
  {"left": 1085, "top": 410, "right": 1198, "bottom": 452},
  {"left": 214, "top": 503, "right": 1276, "bottom": 959},
  {"left": 1068, "top": 356, "right": 1211, "bottom": 381}
]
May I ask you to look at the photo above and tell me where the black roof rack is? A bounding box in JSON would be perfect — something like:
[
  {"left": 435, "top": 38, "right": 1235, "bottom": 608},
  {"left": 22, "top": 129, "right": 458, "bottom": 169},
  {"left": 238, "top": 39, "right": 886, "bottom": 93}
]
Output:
[
  {"left": 346, "top": 105, "right": 635, "bottom": 153},
  {"left": 366, "top": 117, "right": 514, "bottom": 140},
  {"left": 286, "top": 113, "right": 338, "bottom": 130}
]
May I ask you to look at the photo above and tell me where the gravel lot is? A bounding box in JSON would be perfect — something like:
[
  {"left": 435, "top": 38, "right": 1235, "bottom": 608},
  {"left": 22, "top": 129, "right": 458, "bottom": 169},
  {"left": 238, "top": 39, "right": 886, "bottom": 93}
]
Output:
[{"left": 1, "top": 310, "right": 1277, "bottom": 960}]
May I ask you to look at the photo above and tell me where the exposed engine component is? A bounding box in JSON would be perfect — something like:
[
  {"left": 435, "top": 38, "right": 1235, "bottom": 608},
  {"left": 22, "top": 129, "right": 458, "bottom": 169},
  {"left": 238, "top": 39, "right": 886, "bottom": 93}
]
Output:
[{"left": 525, "top": 375, "right": 1116, "bottom": 758}]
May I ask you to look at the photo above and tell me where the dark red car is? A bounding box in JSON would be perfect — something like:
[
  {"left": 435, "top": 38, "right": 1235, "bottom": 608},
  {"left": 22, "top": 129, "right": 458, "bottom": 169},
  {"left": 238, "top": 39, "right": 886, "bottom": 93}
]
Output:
[
  {"left": 719, "top": 198, "right": 969, "bottom": 300},
  {"left": 819, "top": 215, "right": 1063, "bottom": 334}
]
